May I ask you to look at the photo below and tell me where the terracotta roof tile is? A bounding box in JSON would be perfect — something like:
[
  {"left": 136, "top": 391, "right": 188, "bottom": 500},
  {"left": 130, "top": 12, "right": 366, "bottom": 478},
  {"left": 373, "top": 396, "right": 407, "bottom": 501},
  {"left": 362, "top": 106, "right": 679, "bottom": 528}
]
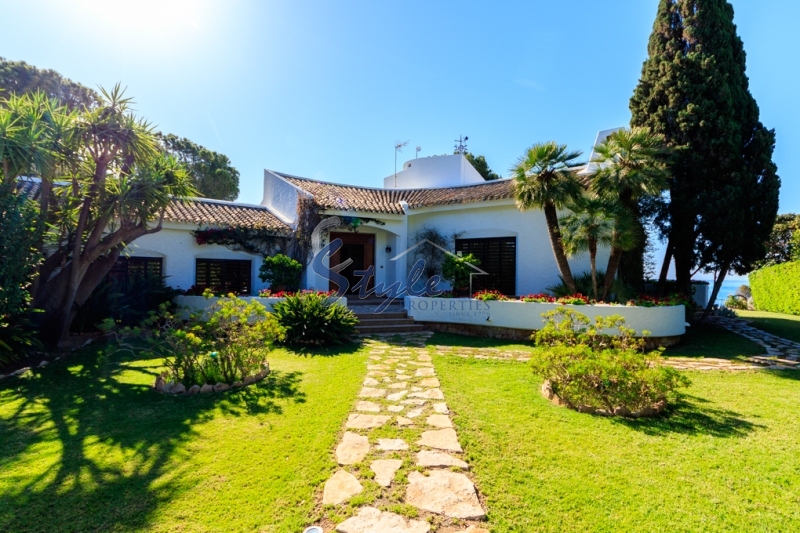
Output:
[
  {"left": 277, "top": 173, "right": 514, "bottom": 214},
  {"left": 16, "top": 179, "right": 290, "bottom": 232},
  {"left": 164, "top": 199, "right": 290, "bottom": 232}
]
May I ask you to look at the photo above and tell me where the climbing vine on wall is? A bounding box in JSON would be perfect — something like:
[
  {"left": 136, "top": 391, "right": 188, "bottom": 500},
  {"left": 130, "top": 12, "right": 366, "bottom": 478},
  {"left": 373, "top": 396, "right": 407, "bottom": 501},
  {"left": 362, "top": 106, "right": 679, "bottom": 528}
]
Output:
[{"left": 192, "top": 226, "right": 289, "bottom": 257}]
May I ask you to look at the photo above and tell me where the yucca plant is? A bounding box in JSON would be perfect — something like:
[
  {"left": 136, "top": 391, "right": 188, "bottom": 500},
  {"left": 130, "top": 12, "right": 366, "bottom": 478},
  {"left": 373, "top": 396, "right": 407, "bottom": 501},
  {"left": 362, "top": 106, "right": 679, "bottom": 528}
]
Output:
[{"left": 272, "top": 292, "right": 357, "bottom": 346}]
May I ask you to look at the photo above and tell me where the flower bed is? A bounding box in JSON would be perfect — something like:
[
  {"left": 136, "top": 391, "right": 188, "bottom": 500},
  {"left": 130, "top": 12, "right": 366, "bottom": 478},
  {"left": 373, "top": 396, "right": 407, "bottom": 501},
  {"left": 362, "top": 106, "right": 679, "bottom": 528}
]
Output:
[
  {"left": 405, "top": 296, "right": 686, "bottom": 338},
  {"left": 174, "top": 293, "right": 347, "bottom": 315}
]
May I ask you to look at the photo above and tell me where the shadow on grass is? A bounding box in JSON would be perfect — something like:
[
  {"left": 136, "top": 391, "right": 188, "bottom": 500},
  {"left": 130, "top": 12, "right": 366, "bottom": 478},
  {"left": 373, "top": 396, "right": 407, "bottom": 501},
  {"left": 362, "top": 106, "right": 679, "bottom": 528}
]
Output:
[
  {"left": 738, "top": 313, "right": 800, "bottom": 343},
  {"left": 283, "top": 340, "right": 363, "bottom": 358},
  {"left": 612, "top": 394, "right": 765, "bottom": 438},
  {"left": 663, "top": 323, "right": 763, "bottom": 360},
  {"left": 0, "top": 344, "right": 304, "bottom": 533},
  {"left": 425, "top": 332, "right": 535, "bottom": 350}
]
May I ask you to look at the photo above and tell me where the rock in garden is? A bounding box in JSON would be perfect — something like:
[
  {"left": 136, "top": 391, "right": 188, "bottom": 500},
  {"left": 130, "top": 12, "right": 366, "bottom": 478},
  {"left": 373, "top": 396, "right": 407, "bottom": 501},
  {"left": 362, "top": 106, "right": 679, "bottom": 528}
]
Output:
[
  {"left": 416, "top": 450, "right": 468, "bottom": 469},
  {"left": 359, "top": 387, "right": 386, "bottom": 398},
  {"left": 401, "top": 399, "right": 426, "bottom": 406},
  {"left": 420, "top": 377, "right": 440, "bottom": 388},
  {"left": 417, "top": 428, "right": 462, "bottom": 452},
  {"left": 214, "top": 383, "right": 230, "bottom": 392},
  {"left": 457, "top": 527, "right": 490, "bottom": 533},
  {"left": 377, "top": 438, "right": 408, "bottom": 451},
  {"left": 409, "top": 389, "right": 444, "bottom": 400},
  {"left": 387, "top": 390, "right": 407, "bottom": 401},
  {"left": 415, "top": 367, "right": 435, "bottom": 377},
  {"left": 433, "top": 403, "right": 449, "bottom": 414},
  {"left": 336, "top": 506, "right": 430, "bottom": 533},
  {"left": 426, "top": 414, "right": 452, "bottom": 428},
  {"left": 417, "top": 354, "right": 432, "bottom": 362},
  {"left": 346, "top": 414, "right": 391, "bottom": 429},
  {"left": 363, "top": 377, "right": 380, "bottom": 386},
  {"left": 356, "top": 401, "right": 381, "bottom": 412},
  {"left": 200, "top": 384, "right": 214, "bottom": 393},
  {"left": 405, "top": 471, "right": 485, "bottom": 519},
  {"left": 406, "top": 408, "right": 423, "bottom": 419},
  {"left": 387, "top": 405, "right": 404, "bottom": 412},
  {"left": 336, "top": 432, "right": 370, "bottom": 465},
  {"left": 172, "top": 383, "right": 186, "bottom": 394},
  {"left": 371, "top": 459, "right": 403, "bottom": 487},
  {"left": 396, "top": 416, "right": 414, "bottom": 427},
  {"left": 388, "top": 382, "right": 408, "bottom": 389},
  {"left": 187, "top": 385, "right": 201, "bottom": 394},
  {"left": 322, "top": 469, "right": 363, "bottom": 505}
]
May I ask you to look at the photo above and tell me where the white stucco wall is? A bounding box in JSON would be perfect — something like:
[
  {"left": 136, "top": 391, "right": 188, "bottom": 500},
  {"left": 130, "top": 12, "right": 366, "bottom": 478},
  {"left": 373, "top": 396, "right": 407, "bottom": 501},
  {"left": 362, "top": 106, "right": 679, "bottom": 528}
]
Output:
[
  {"left": 121, "top": 223, "right": 269, "bottom": 294},
  {"left": 405, "top": 297, "right": 686, "bottom": 337},
  {"left": 262, "top": 170, "right": 305, "bottom": 225},
  {"left": 405, "top": 201, "right": 610, "bottom": 296},
  {"left": 383, "top": 154, "right": 485, "bottom": 189}
]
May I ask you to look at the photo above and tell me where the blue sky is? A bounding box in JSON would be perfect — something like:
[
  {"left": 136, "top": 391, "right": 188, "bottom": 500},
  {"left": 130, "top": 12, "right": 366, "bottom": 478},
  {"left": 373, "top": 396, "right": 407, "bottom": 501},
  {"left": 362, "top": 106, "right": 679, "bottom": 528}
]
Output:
[{"left": 2, "top": 0, "right": 798, "bottom": 280}]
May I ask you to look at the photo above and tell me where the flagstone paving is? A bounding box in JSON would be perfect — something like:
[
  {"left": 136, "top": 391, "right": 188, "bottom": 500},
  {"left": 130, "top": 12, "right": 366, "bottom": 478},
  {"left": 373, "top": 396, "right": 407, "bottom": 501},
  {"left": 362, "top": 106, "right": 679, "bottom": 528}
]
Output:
[{"left": 315, "top": 331, "right": 488, "bottom": 533}]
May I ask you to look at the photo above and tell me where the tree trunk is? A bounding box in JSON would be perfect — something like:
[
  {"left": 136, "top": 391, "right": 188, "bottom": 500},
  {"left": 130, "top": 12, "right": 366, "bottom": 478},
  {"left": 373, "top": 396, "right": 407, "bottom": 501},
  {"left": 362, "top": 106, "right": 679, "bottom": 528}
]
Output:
[
  {"left": 602, "top": 246, "right": 623, "bottom": 301},
  {"left": 543, "top": 202, "right": 576, "bottom": 293},
  {"left": 701, "top": 263, "right": 730, "bottom": 323},
  {"left": 657, "top": 238, "right": 673, "bottom": 294},
  {"left": 589, "top": 239, "right": 598, "bottom": 301}
]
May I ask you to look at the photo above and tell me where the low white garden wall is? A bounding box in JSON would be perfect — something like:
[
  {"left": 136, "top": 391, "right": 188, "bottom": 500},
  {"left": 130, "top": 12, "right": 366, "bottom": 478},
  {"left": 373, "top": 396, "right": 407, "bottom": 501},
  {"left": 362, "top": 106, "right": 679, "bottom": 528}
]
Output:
[
  {"left": 404, "top": 297, "right": 686, "bottom": 338},
  {"left": 174, "top": 295, "right": 348, "bottom": 316}
]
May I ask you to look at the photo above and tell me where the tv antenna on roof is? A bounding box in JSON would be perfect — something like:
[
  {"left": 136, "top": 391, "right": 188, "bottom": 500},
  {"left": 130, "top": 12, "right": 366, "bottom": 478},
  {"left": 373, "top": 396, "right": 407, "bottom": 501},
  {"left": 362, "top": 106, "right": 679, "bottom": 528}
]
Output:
[
  {"left": 394, "top": 139, "right": 409, "bottom": 187},
  {"left": 454, "top": 135, "right": 468, "bottom": 154}
]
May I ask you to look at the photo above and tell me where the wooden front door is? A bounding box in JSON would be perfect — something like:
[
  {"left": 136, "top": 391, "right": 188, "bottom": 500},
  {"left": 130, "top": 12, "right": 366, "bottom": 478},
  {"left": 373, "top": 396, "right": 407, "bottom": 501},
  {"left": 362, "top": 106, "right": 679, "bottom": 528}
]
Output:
[{"left": 329, "top": 232, "right": 375, "bottom": 293}]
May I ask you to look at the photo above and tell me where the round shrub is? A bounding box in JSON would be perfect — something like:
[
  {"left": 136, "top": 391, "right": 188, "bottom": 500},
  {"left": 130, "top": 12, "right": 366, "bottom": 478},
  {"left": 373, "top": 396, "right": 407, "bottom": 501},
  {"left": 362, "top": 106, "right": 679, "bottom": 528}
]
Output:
[
  {"left": 273, "top": 292, "right": 357, "bottom": 346},
  {"left": 259, "top": 253, "right": 303, "bottom": 291}
]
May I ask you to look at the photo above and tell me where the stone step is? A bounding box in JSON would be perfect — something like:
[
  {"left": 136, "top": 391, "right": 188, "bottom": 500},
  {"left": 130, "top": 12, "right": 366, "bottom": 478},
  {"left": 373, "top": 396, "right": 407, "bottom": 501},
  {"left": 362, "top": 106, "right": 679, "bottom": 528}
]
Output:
[
  {"left": 355, "top": 323, "right": 427, "bottom": 334},
  {"left": 352, "top": 311, "right": 408, "bottom": 320},
  {"left": 357, "top": 318, "right": 417, "bottom": 326}
]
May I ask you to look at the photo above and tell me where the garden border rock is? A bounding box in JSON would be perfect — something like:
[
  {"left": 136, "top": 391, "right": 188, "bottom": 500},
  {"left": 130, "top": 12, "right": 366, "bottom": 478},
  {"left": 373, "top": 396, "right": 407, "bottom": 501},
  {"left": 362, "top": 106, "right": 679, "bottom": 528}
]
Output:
[
  {"left": 540, "top": 379, "right": 667, "bottom": 418},
  {"left": 153, "top": 362, "right": 270, "bottom": 394}
]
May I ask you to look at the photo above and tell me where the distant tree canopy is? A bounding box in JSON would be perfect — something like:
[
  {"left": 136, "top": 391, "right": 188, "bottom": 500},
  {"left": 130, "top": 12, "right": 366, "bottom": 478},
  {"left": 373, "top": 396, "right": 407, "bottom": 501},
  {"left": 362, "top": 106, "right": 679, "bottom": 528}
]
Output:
[
  {"left": 158, "top": 134, "right": 240, "bottom": 201},
  {"left": 0, "top": 56, "right": 100, "bottom": 110},
  {"left": 463, "top": 152, "right": 501, "bottom": 181}
]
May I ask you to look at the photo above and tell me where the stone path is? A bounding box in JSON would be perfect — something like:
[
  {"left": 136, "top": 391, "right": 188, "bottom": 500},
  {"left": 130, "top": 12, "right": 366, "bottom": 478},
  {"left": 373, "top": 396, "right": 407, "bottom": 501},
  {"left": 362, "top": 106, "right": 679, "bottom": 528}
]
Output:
[
  {"left": 315, "top": 331, "right": 489, "bottom": 533},
  {"left": 709, "top": 316, "right": 800, "bottom": 369}
]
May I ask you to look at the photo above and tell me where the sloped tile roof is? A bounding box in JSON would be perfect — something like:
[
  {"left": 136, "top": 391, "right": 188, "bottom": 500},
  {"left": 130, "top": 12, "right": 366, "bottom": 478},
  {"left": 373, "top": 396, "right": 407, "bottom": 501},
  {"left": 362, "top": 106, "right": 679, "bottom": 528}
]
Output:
[
  {"left": 276, "top": 173, "right": 515, "bottom": 214},
  {"left": 16, "top": 179, "right": 290, "bottom": 232},
  {"left": 164, "top": 198, "right": 290, "bottom": 232}
]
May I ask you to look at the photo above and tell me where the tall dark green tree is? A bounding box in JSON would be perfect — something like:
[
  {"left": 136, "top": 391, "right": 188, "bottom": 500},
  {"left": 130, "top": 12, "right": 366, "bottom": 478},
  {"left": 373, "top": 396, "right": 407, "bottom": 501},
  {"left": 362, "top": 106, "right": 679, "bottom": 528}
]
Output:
[
  {"left": 630, "top": 0, "right": 780, "bottom": 315},
  {"left": 159, "top": 134, "right": 240, "bottom": 201}
]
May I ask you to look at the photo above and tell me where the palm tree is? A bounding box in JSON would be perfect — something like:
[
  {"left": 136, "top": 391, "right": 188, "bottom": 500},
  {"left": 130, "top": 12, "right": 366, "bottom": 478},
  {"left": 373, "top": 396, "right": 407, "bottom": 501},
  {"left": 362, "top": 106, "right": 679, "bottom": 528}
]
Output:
[
  {"left": 559, "top": 198, "right": 616, "bottom": 300},
  {"left": 512, "top": 142, "right": 583, "bottom": 294},
  {"left": 589, "top": 127, "right": 669, "bottom": 299}
]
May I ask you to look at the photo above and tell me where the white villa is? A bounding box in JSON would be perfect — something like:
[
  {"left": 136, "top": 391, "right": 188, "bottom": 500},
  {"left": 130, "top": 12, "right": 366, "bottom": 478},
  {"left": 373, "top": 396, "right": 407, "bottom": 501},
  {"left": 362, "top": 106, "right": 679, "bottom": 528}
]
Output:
[{"left": 120, "top": 141, "right": 612, "bottom": 297}]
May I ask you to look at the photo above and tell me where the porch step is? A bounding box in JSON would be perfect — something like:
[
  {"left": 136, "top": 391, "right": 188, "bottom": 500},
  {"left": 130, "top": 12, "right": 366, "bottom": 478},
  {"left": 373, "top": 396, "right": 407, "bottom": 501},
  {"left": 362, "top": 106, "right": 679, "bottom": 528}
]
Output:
[
  {"left": 355, "top": 323, "right": 428, "bottom": 334},
  {"left": 352, "top": 311, "right": 408, "bottom": 320},
  {"left": 356, "top": 317, "right": 419, "bottom": 327}
]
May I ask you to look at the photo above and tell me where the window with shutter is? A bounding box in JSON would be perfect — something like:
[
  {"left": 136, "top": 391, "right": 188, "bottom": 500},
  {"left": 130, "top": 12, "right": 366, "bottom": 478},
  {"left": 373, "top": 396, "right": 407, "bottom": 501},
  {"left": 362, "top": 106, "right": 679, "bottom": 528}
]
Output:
[
  {"left": 455, "top": 237, "right": 517, "bottom": 296},
  {"left": 195, "top": 259, "right": 252, "bottom": 295},
  {"left": 107, "top": 257, "right": 163, "bottom": 283}
]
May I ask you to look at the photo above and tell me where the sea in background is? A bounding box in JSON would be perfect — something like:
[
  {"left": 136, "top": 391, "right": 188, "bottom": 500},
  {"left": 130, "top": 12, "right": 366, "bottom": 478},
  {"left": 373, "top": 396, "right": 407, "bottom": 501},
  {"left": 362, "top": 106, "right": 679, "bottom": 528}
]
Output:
[{"left": 709, "top": 278, "right": 750, "bottom": 305}]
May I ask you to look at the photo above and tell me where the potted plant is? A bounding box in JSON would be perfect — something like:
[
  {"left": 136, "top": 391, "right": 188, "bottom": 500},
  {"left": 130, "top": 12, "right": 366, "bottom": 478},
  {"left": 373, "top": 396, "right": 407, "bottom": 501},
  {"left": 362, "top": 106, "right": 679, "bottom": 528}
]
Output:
[
  {"left": 442, "top": 253, "right": 481, "bottom": 297},
  {"left": 259, "top": 254, "right": 303, "bottom": 292}
]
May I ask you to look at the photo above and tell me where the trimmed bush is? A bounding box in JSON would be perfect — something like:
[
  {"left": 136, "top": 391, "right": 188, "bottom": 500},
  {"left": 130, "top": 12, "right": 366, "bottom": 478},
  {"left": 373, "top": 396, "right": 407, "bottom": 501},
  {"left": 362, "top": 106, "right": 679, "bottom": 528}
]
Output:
[
  {"left": 749, "top": 262, "right": 800, "bottom": 316},
  {"left": 530, "top": 308, "right": 689, "bottom": 416},
  {"left": 273, "top": 292, "right": 357, "bottom": 346}
]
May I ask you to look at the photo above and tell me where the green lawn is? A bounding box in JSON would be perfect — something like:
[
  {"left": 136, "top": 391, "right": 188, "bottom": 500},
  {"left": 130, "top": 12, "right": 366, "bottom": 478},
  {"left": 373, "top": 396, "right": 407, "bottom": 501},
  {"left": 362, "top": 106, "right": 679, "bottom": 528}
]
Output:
[
  {"left": 663, "top": 322, "right": 764, "bottom": 359},
  {"left": 435, "top": 353, "right": 800, "bottom": 532},
  {"left": 737, "top": 310, "right": 800, "bottom": 343},
  {"left": 0, "top": 343, "right": 366, "bottom": 533}
]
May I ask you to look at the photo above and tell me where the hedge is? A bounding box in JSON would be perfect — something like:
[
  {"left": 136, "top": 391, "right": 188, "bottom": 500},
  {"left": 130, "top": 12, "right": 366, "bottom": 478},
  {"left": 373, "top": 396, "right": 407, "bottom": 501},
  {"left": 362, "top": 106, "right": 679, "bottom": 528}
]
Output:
[{"left": 749, "top": 262, "right": 800, "bottom": 316}]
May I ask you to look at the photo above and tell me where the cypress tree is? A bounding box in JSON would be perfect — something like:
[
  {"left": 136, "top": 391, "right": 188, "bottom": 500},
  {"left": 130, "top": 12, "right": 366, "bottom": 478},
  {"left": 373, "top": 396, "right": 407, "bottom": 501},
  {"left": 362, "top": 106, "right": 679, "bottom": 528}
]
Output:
[{"left": 630, "top": 0, "right": 780, "bottom": 312}]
